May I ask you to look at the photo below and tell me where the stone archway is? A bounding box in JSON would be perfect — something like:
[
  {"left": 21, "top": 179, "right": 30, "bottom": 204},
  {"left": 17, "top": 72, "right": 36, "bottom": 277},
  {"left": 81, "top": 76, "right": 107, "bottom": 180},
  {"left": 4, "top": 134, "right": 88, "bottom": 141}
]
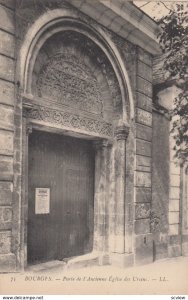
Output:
[
  {"left": 19, "top": 9, "right": 134, "bottom": 122},
  {"left": 19, "top": 8, "right": 135, "bottom": 268}
]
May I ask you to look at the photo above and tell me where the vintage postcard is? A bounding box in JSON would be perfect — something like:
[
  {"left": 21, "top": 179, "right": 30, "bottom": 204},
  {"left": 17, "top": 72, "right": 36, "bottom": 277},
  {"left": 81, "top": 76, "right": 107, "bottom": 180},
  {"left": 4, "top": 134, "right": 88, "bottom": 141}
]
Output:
[{"left": 0, "top": 0, "right": 188, "bottom": 296}]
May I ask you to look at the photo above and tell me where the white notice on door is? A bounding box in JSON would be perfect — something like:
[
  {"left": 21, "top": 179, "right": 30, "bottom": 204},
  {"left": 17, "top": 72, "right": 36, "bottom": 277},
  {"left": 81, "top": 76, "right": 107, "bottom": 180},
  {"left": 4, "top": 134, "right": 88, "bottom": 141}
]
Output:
[{"left": 35, "top": 188, "right": 50, "bottom": 214}]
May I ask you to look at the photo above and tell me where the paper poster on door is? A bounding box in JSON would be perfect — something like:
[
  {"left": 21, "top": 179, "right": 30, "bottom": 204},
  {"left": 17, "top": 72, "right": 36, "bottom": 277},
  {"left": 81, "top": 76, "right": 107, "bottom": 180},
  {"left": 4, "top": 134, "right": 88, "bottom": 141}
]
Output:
[{"left": 35, "top": 188, "right": 50, "bottom": 214}]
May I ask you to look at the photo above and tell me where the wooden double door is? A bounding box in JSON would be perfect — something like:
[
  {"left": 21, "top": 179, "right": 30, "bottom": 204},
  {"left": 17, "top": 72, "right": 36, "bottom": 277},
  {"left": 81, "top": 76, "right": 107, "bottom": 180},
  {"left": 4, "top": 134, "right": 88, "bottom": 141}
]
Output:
[{"left": 28, "top": 130, "right": 95, "bottom": 264}]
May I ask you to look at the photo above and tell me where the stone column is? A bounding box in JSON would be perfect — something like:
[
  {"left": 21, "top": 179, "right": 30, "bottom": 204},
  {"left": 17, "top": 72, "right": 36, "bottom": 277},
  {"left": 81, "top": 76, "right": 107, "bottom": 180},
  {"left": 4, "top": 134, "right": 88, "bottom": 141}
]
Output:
[
  {"left": 93, "top": 140, "right": 112, "bottom": 255},
  {"left": 113, "top": 124, "right": 129, "bottom": 253},
  {"left": 20, "top": 107, "right": 32, "bottom": 269}
]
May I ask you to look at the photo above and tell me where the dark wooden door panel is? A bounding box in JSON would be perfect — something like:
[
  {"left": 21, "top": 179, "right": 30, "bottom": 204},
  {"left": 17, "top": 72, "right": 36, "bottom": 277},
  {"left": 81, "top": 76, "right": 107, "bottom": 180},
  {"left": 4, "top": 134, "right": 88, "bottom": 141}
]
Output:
[
  {"left": 28, "top": 132, "right": 60, "bottom": 263},
  {"left": 28, "top": 130, "right": 94, "bottom": 264}
]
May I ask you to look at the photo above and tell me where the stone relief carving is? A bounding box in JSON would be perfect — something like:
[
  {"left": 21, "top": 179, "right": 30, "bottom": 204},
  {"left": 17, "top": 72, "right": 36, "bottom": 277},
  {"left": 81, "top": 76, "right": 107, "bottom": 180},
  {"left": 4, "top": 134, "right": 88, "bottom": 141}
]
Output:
[
  {"left": 115, "top": 124, "right": 130, "bottom": 141},
  {"left": 37, "top": 54, "right": 103, "bottom": 116},
  {"left": 101, "top": 64, "right": 122, "bottom": 113},
  {"left": 135, "top": 203, "right": 151, "bottom": 219},
  {"left": 26, "top": 105, "right": 113, "bottom": 137},
  {"left": 150, "top": 210, "right": 161, "bottom": 232}
]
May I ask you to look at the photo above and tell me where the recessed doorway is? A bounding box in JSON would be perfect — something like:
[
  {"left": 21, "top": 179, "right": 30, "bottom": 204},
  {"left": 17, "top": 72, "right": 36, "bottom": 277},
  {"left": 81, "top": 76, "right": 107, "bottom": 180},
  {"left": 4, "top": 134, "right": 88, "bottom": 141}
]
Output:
[{"left": 27, "top": 130, "right": 95, "bottom": 264}]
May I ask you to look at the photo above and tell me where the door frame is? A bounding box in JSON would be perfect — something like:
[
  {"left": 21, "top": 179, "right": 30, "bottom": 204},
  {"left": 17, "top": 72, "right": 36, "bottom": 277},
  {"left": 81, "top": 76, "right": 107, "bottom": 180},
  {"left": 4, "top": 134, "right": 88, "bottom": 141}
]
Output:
[
  {"left": 21, "top": 108, "right": 108, "bottom": 268},
  {"left": 21, "top": 102, "right": 131, "bottom": 269}
]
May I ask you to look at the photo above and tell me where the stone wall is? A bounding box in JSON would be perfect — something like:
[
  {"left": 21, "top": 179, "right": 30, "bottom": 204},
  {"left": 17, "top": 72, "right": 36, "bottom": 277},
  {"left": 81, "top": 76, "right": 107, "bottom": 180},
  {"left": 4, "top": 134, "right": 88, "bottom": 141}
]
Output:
[
  {"left": 104, "top": 23, "right": 155, "bottom": 266},
  {"left": 153, "top": 85, "right": 182, "bottom": 258},
  {"left": 0, "top": 1, "right": 16, "bottom": 271},
  {"left": 182, "top": 166, "right": 188, "bottom": 255},
  {"left": 134, "top": 48, "right": 153, "bottom": 265},
  {"left": 168, "top": 123, "right": 181, "bottom": 257},
  {"left": 152, "top": 110, "right": 170, "bottom": 260}
]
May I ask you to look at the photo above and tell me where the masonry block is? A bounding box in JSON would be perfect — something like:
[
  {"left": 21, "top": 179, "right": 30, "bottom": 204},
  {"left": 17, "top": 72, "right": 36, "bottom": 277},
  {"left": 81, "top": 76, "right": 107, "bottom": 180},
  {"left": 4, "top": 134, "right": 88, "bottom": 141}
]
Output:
[
  {"left": 137, "top": 76, "right": 152, "bottom": 98},
  {"left": 168, "top": 245, "right": 181, "bottom": 258},
  {"left": 182, "top": 243, "right": 188, "bottom": 255},
  {"left": 0, "top": 55, "right": 15, "bottom": 82},
  {"left": 137, "top": 60, "right": 152, "bottom": 82},
  {"left": 182, "top": 234, "right": 188, "bottom": 243},
  {"left": 136, "top": 155, "right": 151, "bottom": 172},
  {"left": 0, "top": 207, "right": 12, "bottom": 230},
  {"left": 136, "top": 92, "right": 152, "bottom": 112},
  {"left": 169, "top": 200, "right": 179, "bottom": 212},
  {"left": 152, "top": 232, "right": 168, "bottom": 261},
  {"left": 0, "top": 155, "right": 13, "bottom": 180},
  {"left": 138, "top": 48, "right": 152, "bottom": 66},
  {"left": 0, "top": 79, "right": 15, "bottom": 106},
  {"left": 136, "top": 123, "right": 152, "bottom": 141},
  {"left": 169, "top": 234, "right": 181, "bottom": 245},
  {"left": 169, "top": 187, "right": 180, "bottom": 200},
  {"left": 169, "top": 212, "right": 179, "bottom": 224},
  {"left": 0, "top": 105, "right": 14, "bottom": 130},
  {"left": 0, "top": 231, "right": 11, "bottom": 254},
  {"left": 135, "top": 219, "right": 150, "bottom": 234},
  {"left": 136, "top": 187, "right": 151, "bottom": 203},
  {"left": 134, "top": 233, "right": 153, "bottom": 265},
  {"left": 0, "top": 5, "right": 15, "bottom": 33},
  {"left": 0, "top": 253, "right": 16, "bottom": 272},
  {"left": 169, "top": 224, "right": 179, "bottom": 235},
  {"left": 0, "top": 30, "right": 15, "bottom": 58},
  {"left": 136, "top": 165, "right": 150, "bottom": 173},
  {"left": 136, "top": 171, "right": 151, "bottom": 187},
  {"left": 0, "top": 182, "right": 12, "bottom": 205},
  {"left": 136, "top": 139, "right": 151, "bottom": 157},
  {"left": 170, "top": 174, "right": 180, "bottom": 187},
  {"left": 136, "top": 108, "right": 152, "bottom": 127},
  {"left": 110, "top": 253, "right": 134, "bottom": 268},
  {"left": 0, "top": 130, "right": 13, "bottom": 155},
  {"left": 154, "top": 242, "right": 168, "bottom": 261},
  {"left": 170, "top": 162, "right": 180, "bottom": 175}
]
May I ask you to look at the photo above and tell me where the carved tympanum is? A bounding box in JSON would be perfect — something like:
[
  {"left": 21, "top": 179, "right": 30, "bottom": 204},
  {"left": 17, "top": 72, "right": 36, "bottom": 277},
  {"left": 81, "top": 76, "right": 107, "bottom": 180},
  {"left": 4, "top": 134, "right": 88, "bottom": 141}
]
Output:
[{"left": 37, "top": 54, "right": 103, "bottom": 115}]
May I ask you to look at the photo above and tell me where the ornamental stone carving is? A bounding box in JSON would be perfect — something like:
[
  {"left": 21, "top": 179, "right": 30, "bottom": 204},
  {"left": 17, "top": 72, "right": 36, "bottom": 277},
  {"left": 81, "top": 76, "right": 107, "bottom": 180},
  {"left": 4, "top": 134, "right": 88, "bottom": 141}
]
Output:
[
  {"left": 115, "top": 124, "right": 130, "bottom": 140},
  {"left": 135, "top": 203, "right": 151, "bottom": 220},
  {"left": 26, "top": 105, "right": 113, "bottom": 137},
  {"left": 37, "top": 54, "right": 103, "bottom": 116}
]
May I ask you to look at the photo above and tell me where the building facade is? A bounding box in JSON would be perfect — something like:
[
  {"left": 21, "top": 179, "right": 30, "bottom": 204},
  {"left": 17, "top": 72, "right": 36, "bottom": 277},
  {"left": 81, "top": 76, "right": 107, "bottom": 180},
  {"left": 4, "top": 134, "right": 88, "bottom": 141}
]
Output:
[{"left": 0, "top": 0, "right": 187, "bottom": 272}]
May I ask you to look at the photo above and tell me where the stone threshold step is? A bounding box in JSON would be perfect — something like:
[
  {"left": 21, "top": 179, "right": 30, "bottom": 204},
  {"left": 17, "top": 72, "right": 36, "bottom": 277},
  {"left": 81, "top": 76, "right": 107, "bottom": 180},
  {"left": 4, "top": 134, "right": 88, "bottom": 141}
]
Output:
[
  {"left": 26, "top": 252, "right": 101, "bottom": 273},
  {"left": 65, "top": 251, "right": 100, "bottom": 270},
  {"left": 26, "top": 260, "right": 66, "bottom": 273}
]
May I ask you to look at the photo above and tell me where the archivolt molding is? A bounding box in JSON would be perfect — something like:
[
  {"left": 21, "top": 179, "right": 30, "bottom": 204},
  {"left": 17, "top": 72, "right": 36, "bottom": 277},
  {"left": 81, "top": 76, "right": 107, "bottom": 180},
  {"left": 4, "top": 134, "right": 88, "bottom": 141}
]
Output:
[{"left": 19, "top": 8, "right": 134, "bottom": 123}]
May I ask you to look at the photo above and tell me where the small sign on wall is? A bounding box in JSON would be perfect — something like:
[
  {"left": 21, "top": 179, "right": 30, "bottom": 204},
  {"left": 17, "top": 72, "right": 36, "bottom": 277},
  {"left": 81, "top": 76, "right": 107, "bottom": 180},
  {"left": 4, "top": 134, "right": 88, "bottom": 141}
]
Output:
[{"left": 35, "top": 188, "right": 50, "bottom": 214}]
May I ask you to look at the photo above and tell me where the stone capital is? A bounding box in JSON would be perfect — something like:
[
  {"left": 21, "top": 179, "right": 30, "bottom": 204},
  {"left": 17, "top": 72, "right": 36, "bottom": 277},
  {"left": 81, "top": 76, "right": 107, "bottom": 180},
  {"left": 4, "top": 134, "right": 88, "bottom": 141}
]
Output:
[
  {"left": 93, "top": 139, "right": 112, "bottom": 151},
  {"left": 22, "top": 99, "right": 34, "bottom": 118},
  {"left": 26, "top": 124, "right": 33, "bottom": 136},
  {"left": 101, "top": 139, "right": 113, "bottom": 148},
  {"left": 115, "top": 124, "right": 130, "bottom": 141}
]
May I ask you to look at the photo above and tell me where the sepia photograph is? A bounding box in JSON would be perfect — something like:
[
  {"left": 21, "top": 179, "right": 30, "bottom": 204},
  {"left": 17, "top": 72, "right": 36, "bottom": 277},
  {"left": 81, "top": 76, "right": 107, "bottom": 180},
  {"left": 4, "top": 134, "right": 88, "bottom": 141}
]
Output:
[{"left": 0, "top": 0, "right": 188, "bottom": 297}]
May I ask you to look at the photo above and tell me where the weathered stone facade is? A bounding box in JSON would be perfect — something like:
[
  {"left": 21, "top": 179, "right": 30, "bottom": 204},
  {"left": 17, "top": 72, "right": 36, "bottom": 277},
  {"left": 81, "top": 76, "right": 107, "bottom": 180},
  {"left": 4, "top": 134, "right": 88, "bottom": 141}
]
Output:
[{"left": 0, "top": 0, "right": 186, "bottom": 272}]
